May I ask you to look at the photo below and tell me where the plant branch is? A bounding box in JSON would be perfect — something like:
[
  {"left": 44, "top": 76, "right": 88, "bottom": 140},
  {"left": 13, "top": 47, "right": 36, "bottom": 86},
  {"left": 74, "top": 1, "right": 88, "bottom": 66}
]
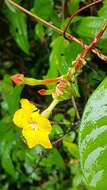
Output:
[
  {"left": 63, "top": 0, "right": 102, "bottom": 36},
  {"left": 52, "top": 121, "right": 80, "bottom": 145},
  {"left": 67, "top": 20, "right": 107, "bottom": 81},
  {"left": 75, "top": 20, "right": 107, "bottom": 69},
  {"left": 71, "top": 96, "right": 80, "bottom": 120},
  {"left": 7, "top": 0, "right": 107, "bottom": 62},
  {"left": 6, "top": 0, "right": 79, "bottom": 43}
]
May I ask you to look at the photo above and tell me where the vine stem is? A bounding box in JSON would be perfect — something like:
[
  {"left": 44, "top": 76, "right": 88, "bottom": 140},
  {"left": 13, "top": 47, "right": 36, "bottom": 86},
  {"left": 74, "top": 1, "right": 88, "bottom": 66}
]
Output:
[
  {"left": 52, "top": 121, "right": 80, "bottom": 145},
  {"left": 7, "top": 0, "right": 107, "bottom": 62},
  {"left": 75, "top": 20, "right": 107, "bottom": 69},
  {"left": 63, "top": 0, "right": 102, "bottom": 36},
  {"left": 6, "top": 0, "right": 79, "bottom": 44},
  {"left": 67, "top": 20, "right": 107, "bottom": 80},
  {"left": 71, "top": 96, "right": 80, "bottom": 120}
]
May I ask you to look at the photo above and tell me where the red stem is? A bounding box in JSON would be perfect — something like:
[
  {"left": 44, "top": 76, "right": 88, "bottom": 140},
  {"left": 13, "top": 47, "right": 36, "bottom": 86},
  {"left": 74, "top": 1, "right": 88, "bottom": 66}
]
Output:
[
  {"left": 63, "top": 0, "right": 102, "bottom": 36},
  {"left": 67, "top": 20, "right": 107, "bottom": 80}
]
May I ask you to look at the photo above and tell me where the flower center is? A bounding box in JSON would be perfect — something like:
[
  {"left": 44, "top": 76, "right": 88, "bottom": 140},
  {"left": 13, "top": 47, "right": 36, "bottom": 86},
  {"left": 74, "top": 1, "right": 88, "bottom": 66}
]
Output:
[{"left": 30, "top": 120, "right": 38, "bottom": 130}]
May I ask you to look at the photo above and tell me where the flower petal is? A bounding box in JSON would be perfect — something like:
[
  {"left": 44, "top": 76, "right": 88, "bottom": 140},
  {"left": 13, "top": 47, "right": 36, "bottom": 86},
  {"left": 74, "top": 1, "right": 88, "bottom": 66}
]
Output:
[
  {"left": 13, "top": 109, "right": 29, "bottom": 128},
  {"left": 22, "top": 127, "right": 52, "bottom": 149},
  {"left": 13, "top": 98, "right": 52, "bottom": 149},
  {"left": 31, "top": 112, "right": 52, "bottom": 133},
  {"left": 20, "top": 99, "right": 37, "bottom": 112}
]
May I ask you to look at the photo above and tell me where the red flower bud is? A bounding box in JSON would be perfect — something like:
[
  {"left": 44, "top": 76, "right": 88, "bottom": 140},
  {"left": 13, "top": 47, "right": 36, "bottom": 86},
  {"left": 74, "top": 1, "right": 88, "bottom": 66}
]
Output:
[
  {"left": 38, "top": 89, "right": 47, "bottom": 95},
  {"left": 11, "top": 74, "right": 24, "bottom": 84}
]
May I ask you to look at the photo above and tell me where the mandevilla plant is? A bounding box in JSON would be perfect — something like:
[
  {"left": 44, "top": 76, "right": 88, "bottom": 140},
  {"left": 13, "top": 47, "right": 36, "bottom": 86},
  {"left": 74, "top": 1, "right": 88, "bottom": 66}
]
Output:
[{"left": 1, "top": 0, "right": 107, "bottom": 189}]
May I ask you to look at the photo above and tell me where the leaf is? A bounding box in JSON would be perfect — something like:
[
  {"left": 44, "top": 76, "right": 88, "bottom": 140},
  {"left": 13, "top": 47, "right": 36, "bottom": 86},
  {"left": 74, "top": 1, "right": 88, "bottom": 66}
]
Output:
[
  {"left": 1, "top": 131, "right": 16, "bottom": 177},
  {"left": 4, "top": 0, "right": 29, "bottom": 54},
  {"left": 64, "top": 41, "right": 82, "bottom": 67},
  {"left": 79, "top": 77, "right": 107, "bottom": 190},
  {"left": 6, "top": 84, "right": 23, "bottom": 114},
  {"left": 0, "top": 75, "right": 23, "bottom": 114},
  {"left": 0, "top": 118, "right": 11, "bottom": 140},
  {"left": 53, "top": 113, "right": 64, "bottom": 122},
  {"left": 76, "top": 17, "right": 107, "bottom": 40},
  {"left": 0, "top": 75, "right": 13, "bottom": 94},
  {"left": 68, "top": 0, "right": 80, "bottom": 14},
  {"left": 40, "top": 148, "right": 65, "bottom": 171},
  {"left": 63, "top": 133, "right": 79, "bottom": 158},
  {"left": 45, "top": 39, "right": 82, "bottom": 90},
  {"left": 31, "top": 0, "right": 54, "bottom": 20},
  {"left": 49, "top": 37, "right": 82, "bottom": 75},
  {"left": 88, "top": 67, "right": 106, "bottom": 88},
  {"left": 98, "top": 0, "right": 107, "bottom": 18},
  {"left": 75, "top": 16, "right": 107, "bottom": 53},
  {"left": 67, "top": 107, "right": 76, "bottom": 122},
  {"left": 49, "top": 36, "right": 69, "bottom": 75},
  {"left": 2, "top": 148, "right": 16, "bottom": 177},
  {"left": 35, "top": 23, "right": 45, "bottom": 39},
  {"left": 50, "top": 124, "right": 63, "bottom": 139}
]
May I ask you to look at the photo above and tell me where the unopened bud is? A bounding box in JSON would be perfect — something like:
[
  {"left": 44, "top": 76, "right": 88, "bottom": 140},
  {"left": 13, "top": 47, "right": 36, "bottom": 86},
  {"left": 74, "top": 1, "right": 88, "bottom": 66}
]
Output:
[
  {"left": 11, "top": 74, "right": 24, "bottom": 84},
  {"left": 38, "top": 89, "right": 47, "bottom": 95}
]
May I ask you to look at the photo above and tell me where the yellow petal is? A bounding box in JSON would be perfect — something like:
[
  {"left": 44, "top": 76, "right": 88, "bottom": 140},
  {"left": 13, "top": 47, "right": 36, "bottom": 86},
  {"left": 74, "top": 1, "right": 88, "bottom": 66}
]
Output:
[
  {"left": 31, "top": 112, "right": 52, "bottom": 134},
  {"left": 22, "top": 127, "right": 52, "bottom": 149},
  {"left": 13, "top": 98, "right": 52, "bottom": 149},
  {"left": 13, "top": 109, "right": 29, "bottom": 128},
  {"left": 20, "top": 99, "right": 37, "bottom": 112}
]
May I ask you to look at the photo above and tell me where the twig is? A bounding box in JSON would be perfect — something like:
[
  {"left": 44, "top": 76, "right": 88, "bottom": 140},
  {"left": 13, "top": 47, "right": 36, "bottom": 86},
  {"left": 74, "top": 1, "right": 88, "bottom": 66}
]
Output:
[
  {"left": 75, "top": 20, "right": 107, "bottom": 69},
  {"left": 7, "top": 0, "right": 107, "bottom": 62},
  {"left": 71, "top": 96, "right": 80, "bottom": 120},
  {"left": 52, "top": 121, "right": 80, "bottom": 145},
  {"left": 69, "top": 159, "right": 80, "bottom": 165},
  {"left": 63, "top": 0, "right": 102, "bottom": 36},
  {"left": 67, "top": 20, "right": 107, "bottom": 80},
  {"left": 6, "top": 0, "right": 79, "bottom": 43}
]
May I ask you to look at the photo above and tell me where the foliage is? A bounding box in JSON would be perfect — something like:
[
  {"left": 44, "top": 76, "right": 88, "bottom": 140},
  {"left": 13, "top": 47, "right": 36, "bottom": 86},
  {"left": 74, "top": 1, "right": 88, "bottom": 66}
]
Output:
[
  {"left": 4, "top": 0, "right": 29, "bottom": 54},
  {"left": 0, "top": 0, "right": 107, "bottom": 190},
  {"left": 79, "top": 77, "right": 107, "bottom": 190}
]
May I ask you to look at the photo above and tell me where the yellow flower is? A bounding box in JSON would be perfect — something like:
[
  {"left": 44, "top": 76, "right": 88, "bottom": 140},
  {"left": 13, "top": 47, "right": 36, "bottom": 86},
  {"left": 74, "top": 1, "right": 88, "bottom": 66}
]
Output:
[{"left": 13, "top": 99, "right": 52, "bottom": 149}]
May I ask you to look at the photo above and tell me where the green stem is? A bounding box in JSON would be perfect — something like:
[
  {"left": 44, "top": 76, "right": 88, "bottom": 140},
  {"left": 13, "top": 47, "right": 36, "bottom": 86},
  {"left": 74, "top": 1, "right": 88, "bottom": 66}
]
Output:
[
  {"left": 24, "top": 77, "right": 43, "bottom": 86},
  {"left": 41, "top": 99, "right": 59, "bottom": 118}
]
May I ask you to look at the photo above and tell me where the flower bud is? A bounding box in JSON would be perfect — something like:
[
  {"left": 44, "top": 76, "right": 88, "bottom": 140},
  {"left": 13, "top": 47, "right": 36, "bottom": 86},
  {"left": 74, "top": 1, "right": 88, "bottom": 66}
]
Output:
[{"left": 11, "top": 74, "right": 24, "bottom": 84}]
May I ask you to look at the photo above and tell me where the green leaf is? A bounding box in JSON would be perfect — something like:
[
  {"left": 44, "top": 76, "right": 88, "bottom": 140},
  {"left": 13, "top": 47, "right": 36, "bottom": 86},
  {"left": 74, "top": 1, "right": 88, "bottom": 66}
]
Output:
[
  {"left": 65, "top": 41, "right": 82, "bottom": 67},
  {"left": 44, "top": 58, "right": 58, "bottom": 89},
  {"left": 31, "top": 0, "right": 54, "bottom": 20},
  {"left": 68, "top": 0, "right": 80, "bottom": 14},
  {"left": 88, "top": 67, "right": 105, "bottom": 88},
  {"left": 6, "top": 84, "right": 23, "bottom": 114},
  {"left": 49, "top": 37, "right": 82, "bottom": 75},
  {"left": 0, "top": 75, "right": 23, "bottom": 114},
  {"left": 40, "top": 148, "right": 65, "bottom": 171},
  {"left": 0, "top": 118, "right": 11, "bottom": 140},
  {"left": 35, "top": 23, "right": 45, "bottom": 39},
  {"left": 67, "top": 107, "right": 76, "bottom": 122},
  {"left": 98, "top": 0, "right": 107, "bottom": 18},
  {"left": 45, "top": 39, "right": 82, "bottom": 90},
  {"left": 75, "top": 16, "right": 107, "bottom": 53},
  {"left": 1, "top": 131, "right": 16, "bottom": 177},
  {"left": 63, "top": 133, "right": 79, "bottom": 158},
  {"left": 76, "top": 17, "right": 107, "bottom": 40},
  {"left": 49, "top": 36, "right": 69, "bottom": 75},
  {"left": 0, "top": 75, "right": 13, "bottom": 94},
  {"left": 2, "top": 148, "right": 16, "bottom": 177},
  {"left": 53, "top": 113, "right": 64, "bottom": 122},
  {"left": 79, "top": 77, "right": 107, "bottom": 190},
  {"left": 4, "top": 0, "right": 29, "bottom": 54},
  {"left": 50, "top": 124, "right": 63, "bottom": 139}
]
